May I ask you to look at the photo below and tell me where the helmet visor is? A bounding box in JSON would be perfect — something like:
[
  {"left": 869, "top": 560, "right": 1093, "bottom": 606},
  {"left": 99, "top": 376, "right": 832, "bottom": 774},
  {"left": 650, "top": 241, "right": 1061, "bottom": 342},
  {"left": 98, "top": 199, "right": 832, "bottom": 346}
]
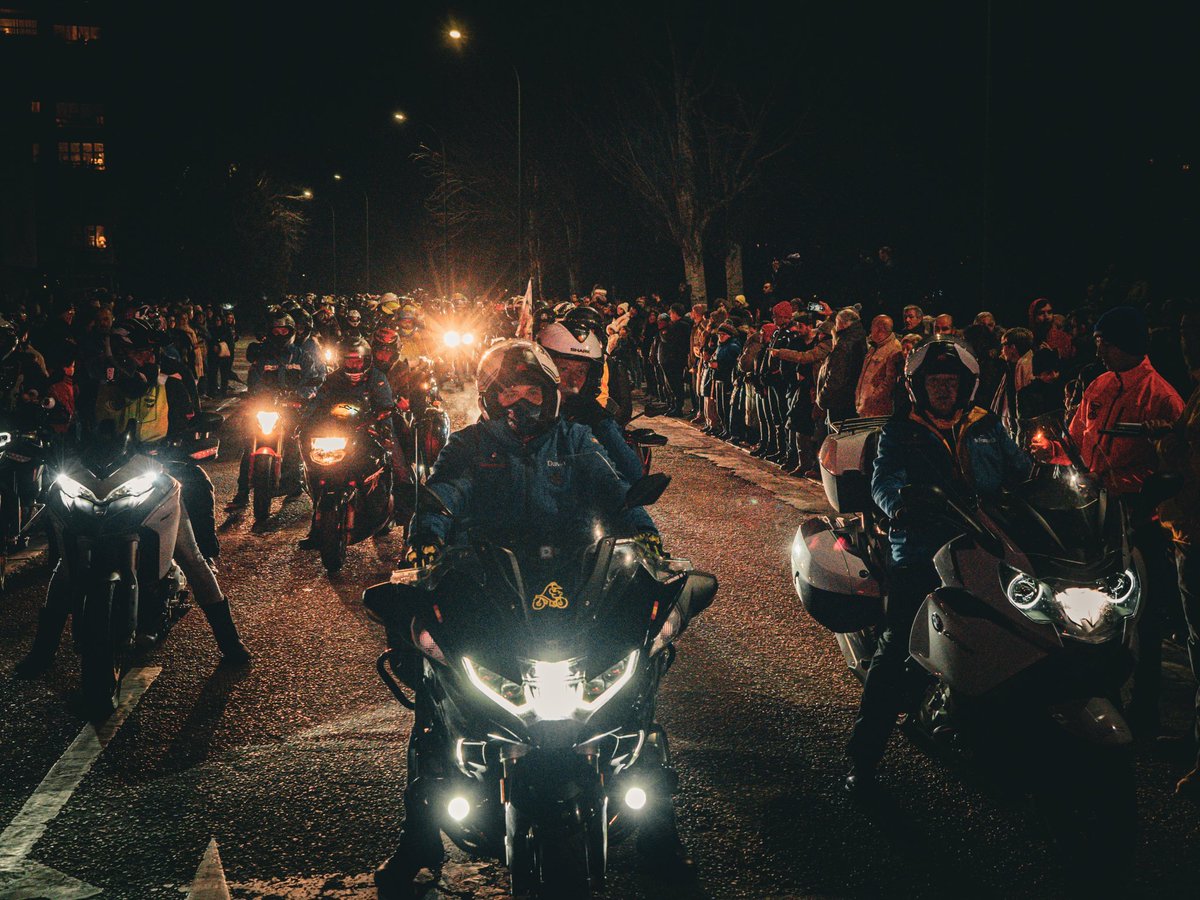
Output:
[
  {"left": 343, "top": 353, "right": 367, "bottom": 373},
  {"left": 497, "top": 383, "right": 544, "bottom": 408}
]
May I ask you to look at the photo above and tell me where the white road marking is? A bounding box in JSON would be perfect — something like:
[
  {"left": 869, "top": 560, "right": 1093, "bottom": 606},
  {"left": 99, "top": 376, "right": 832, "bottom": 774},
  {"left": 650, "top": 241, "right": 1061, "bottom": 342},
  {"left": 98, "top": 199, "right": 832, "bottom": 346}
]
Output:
[
  {"left": 0, "top": 666, "right": 161, "bottom": 897},
  {"left": 187, "top": 838, "right": 231, "bottom": 900}
]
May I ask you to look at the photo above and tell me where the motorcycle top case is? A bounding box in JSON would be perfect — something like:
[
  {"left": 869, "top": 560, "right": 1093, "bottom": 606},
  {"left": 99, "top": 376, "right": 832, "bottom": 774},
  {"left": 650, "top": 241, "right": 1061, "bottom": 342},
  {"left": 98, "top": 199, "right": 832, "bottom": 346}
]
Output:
[
  {"left": 791, "top": 517, "right": 882, "bottom": 632},
  {"left": 818, "top": 423, "right": 880, "bottom": 513}
]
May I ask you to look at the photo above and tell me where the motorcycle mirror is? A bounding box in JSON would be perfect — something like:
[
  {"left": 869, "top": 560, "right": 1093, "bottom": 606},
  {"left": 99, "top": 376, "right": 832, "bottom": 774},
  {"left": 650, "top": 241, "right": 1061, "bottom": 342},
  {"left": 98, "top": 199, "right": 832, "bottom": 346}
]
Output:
[
  {"left": 626, "top": 472, "right": 671, "bottom": 509},
  {"left": 416, "top": 482, "right": 452, "bottom": 518}
]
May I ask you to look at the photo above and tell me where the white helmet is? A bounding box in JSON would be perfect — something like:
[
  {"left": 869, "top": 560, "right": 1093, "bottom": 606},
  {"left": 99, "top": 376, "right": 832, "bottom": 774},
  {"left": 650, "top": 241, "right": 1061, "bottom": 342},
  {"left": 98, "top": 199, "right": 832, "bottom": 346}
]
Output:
[
  {"left": 476, "top": 340, "right": 561, "bottom": 437},
  {"left": 536, "top": 321, "right": 602, "bottom": 362}
]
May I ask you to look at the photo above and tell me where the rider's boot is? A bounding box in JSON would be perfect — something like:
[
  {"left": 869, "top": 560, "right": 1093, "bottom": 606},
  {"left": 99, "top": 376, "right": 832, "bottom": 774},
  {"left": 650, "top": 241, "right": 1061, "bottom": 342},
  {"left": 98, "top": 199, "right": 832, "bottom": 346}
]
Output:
[{"left": 201, "top": 600, "right": 251, "bottom": 665}]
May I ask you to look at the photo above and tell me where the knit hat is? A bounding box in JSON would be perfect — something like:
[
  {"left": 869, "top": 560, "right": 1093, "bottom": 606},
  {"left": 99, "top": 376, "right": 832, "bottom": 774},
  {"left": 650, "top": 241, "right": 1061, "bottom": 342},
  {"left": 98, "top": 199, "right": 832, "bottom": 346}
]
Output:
[
  {"left": 771, "top": 300, "right": 794, "bottom": 320},
  {"left": 1093, "top": 306, "right": 1148, "bottom": 357},
  {"left": 733, "top": 294, "right": 748, "bottom": 307}
]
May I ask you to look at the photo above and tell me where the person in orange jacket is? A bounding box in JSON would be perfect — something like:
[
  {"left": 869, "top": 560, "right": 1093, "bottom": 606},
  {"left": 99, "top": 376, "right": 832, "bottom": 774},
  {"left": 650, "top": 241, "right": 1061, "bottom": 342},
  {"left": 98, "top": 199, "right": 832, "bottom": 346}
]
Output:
[{"left": 1032, "top": 306, "right": 1184, "bottom": 737}]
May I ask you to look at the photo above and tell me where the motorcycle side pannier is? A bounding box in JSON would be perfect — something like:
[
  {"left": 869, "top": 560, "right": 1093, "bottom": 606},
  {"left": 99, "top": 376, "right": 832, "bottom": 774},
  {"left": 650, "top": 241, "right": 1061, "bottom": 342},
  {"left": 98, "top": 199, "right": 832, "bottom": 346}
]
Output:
[
  {"left": 818, "top": 423, "right": 881, "bottom": 513},
  {"left": 790, "top": 518, "right": 883, "bottom": 633}
]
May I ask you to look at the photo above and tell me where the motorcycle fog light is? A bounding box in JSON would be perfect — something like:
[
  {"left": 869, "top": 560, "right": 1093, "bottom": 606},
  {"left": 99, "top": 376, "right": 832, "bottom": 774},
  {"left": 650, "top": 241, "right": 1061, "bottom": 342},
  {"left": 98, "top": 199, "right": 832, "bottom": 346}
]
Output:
[
  {"left": 447, "top": 796, "right": 470, "bottom": 822},
  {"left": 443, "top": 330, "right": 461, "bottom": 348},
  {"left": 461, "top": 331, "right": 475, "bottom": 345},
  {"left": 256, "top": 410, "right": 280, "bottom": 435},
  {"left": 624, "top": 787, "right": 647, "bottom": 810}
]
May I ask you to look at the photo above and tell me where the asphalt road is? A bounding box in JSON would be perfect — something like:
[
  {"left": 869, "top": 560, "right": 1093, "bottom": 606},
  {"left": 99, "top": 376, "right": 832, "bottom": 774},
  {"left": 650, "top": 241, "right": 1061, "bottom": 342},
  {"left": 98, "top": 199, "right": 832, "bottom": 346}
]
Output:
[{"left": 0, "top": 388, "right": 1197, "bottom": 899}]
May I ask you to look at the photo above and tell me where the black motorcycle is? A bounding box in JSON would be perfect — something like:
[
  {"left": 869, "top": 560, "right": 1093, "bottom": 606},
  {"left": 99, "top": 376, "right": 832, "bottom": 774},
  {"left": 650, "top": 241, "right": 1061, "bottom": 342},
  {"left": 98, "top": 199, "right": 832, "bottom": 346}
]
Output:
[
  {"left": 299, "top": 399, "right": 395, "bottom": 572},
  {"left": 0, "top": 422, "right": 51, "bottom": 589},
  {"left": 392, "top": 358, "right": 450, "bottom": 529},
  {"left": 364, "top": 478, "right": 716, "bottom": 896}
]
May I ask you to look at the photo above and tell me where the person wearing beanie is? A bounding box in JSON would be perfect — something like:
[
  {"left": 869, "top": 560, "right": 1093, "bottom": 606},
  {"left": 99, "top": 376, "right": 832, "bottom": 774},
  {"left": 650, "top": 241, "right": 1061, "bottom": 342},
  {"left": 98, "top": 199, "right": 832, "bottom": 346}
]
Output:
[{"left": 1032, "top": 305, "right": 1184, "bottom": 738}]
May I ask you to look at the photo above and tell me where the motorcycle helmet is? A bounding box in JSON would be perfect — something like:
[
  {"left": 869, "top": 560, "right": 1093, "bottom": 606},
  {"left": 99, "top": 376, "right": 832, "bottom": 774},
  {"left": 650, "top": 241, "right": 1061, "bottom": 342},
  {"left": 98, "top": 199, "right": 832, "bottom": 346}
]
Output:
[
  {"left": 380, "top": 297, "right": 402, "bottom": 319},
  {"left": 267, "top": 310, "right": 297, "bottom": 350},
  {"left": 477, "top": 340, "right": 561, "bottom": 439},
  {"left": 904, "top": 337, "right": 979, "bottom": 414},
  {"left": 561, "top": 306, "right": 607, "bottom": 346},
  {"left": 397, "top": 305, "right": 418, "bottom": 337},
  {"left": 345, "top": 308, "right": 362, "bottom": 329},
  {"left": 292, "top": 308, "right": 313, "bottom": 344},
  {"left": 552, "top": 301, "right": 575, "bottom": 319},
  {"left": 372, "top": 325, "right": 401, "bottom": 371},
  {"left": 340, "top": 339, "right": 373, "bottom": 386},
  {"left": 536, "top": 321, "right": 603, "bottom": 399}
]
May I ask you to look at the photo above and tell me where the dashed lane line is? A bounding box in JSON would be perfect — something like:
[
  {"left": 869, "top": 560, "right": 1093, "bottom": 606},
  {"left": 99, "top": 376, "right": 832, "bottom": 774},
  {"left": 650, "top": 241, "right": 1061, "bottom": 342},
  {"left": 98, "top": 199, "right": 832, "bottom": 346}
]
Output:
[{"left": 0, "top": 666, "right": 162, "bottom": 898}]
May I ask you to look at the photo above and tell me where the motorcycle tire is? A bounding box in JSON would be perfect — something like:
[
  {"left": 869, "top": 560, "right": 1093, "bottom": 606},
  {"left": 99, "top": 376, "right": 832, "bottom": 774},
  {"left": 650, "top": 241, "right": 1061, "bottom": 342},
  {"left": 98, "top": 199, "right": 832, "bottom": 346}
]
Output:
[
  {"left": 506, "top": 809, "right": 537, "bottom": 898},
  {"left": 535, "top": 827, "right": 592, "bottom": 898},
  {"left": 251, "top": 463, "right": 275, "bottom": 524},
  {"left": 317, "top": 495, "right": 348, "bottom": 573},
  {"left": 79, "top": 577, "right": 120, "bottom": 721}
]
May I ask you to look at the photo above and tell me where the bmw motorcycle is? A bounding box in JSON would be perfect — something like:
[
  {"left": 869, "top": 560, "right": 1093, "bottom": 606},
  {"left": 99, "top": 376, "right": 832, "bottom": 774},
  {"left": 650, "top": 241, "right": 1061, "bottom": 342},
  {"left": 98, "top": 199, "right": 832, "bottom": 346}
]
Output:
[
  {"left": 47, "top": 427, "right": 202, "bottom": 717},
  {"left": 791, "top": 416, "right": 1161, "bottom": 870},
  {"left": 298, "top": 399, "right": 395, "bottom": 573},
  {"left": 364, "top": 478, "right": 716, "bottom": 896}
]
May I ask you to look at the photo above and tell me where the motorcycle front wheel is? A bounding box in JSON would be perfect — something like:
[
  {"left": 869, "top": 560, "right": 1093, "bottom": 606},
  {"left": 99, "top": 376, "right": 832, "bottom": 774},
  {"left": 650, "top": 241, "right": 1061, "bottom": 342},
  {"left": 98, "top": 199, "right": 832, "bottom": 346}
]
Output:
[
  {"left": 317, "top": 497, "right": 348, "bottom": 573},
  {"left": 79, "top": 577, "right": 120, "bottom": 721},
  {"left": 251, "top": 457, "right": 277, "bottom": 523}
]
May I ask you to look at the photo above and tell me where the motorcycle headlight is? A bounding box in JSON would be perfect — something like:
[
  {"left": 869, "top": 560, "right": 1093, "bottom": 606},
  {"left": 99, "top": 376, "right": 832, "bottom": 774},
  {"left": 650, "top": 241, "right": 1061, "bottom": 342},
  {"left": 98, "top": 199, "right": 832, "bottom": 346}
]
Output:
[
  {"left": 1000, "top": 563, "right": 1140, "bottom": 644},
  {"left": 104, "top": 473, "right": 158, "bottom": 502},
  {"left": 461, "top": 331, "right": 475, "bottom": 346},
  {"left": 55, "top": 472, "right": 98, "bottom": 503},
  {"left": 256, "top": 410, "right": 280, "bottom": 435},
  {"left": 309, "top": 435, "right": 347, "bottom": 465},
  {"left": 443, "top": 330, "right": 461, "bottom": 348},
  {"left": 462, "top": 651, "right": 640, "bottom": 722}
]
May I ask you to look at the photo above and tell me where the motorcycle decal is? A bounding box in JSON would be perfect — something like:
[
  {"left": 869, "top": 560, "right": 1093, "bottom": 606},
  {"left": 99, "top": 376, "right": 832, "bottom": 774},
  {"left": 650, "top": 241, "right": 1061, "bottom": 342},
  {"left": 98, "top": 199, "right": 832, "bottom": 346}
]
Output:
[{"left": 532, "top": 581, "right": 569, "bottom": 610}]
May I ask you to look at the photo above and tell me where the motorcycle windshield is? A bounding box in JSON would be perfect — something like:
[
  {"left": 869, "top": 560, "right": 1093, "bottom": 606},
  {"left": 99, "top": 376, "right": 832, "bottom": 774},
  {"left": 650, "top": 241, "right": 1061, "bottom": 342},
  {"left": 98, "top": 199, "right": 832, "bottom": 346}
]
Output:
[
  {"left": 419, "top": 538, "right": 667, "bottom": 683},
  {"left": 986, "top": 463, "right": 1118, "bottom": 578}
]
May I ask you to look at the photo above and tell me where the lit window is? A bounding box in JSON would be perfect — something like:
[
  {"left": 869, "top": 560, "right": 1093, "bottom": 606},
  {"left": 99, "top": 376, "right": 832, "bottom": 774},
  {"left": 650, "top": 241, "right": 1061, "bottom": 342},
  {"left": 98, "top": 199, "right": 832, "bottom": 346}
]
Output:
[
  {"left": 53, "top": 24, "right": 100, "bottom": 42},
  {"left": 55, "top": 102, "right": 105, "bottom": 127},
  {"left": 30, "top": 100, "right": 40, "bottom": 113},
  {"left": 85, "top": 225, "right": 107, "bottom": 249},
  {"left": 57, "top": 141, "right": 106, "bottom": 170},
  {"left": 1, "top": 15, "right": 37, "bottom": 36}
]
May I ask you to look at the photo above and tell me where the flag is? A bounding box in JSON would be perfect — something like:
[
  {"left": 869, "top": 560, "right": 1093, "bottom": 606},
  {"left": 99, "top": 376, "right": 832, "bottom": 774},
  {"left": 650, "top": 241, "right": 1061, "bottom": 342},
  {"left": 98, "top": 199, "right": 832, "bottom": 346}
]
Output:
[{"left": 516, "top": 278, "right": 534, "bottom": 339}]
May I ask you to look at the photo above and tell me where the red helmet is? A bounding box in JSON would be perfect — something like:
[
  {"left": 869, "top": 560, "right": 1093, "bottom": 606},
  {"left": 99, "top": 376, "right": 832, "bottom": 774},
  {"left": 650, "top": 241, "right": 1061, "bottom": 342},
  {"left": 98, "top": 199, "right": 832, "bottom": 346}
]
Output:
[{"left": 371, "top": 326, "right": 401, "bottom": 371}]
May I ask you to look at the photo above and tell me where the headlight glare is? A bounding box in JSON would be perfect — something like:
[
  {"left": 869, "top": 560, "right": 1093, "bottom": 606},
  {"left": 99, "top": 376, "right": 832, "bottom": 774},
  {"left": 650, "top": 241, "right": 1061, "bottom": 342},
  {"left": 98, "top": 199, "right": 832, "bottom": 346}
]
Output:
[
  {"left": 309, "top": 435, "right": 347, "bottom": 465},
  {"left": 1000, "top": 562, "right": 1140, "bottom": 644},
  {"left": 443, "top": 330, "right": 461, "bottom": 348},
  {"left": 105, "top": 473, "right": 158, "bottom": 501},
  {"left": 256, "top": 410, "right": 280, "bottom": 435},
  {"left": 463, "top": 651, "right": 639, "bottom": 722}
]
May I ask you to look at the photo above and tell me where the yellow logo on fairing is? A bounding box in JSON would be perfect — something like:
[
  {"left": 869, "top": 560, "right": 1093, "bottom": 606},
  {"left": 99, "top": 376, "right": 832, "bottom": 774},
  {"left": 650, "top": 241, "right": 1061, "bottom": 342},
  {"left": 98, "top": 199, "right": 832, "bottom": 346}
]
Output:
[{"left": 532, "top": 581, "right": 569, "bottom": 610}]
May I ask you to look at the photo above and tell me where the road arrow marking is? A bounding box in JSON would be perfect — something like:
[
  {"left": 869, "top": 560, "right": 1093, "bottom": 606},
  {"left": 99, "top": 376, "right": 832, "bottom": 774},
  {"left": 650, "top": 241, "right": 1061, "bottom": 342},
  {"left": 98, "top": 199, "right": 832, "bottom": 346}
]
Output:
[
  {"left": 187, "top": 838, "right": 230, "bottom": 900},
  {"left": 0, "top": 666, "right": 161, "bottom": 896}
]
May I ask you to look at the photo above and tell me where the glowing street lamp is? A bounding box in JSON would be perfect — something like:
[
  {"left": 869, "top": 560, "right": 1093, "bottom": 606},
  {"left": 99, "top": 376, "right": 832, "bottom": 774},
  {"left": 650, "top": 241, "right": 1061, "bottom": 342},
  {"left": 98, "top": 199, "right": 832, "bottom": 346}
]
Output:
[
  {"left": 301, "top": 188, "right": 313, "bottom": 200},
  {"left": 448, "top": 28, "right": 463, "bottom": 40},
  {"left": 392, "top": 111, "right": 407, "bottom": 123}
]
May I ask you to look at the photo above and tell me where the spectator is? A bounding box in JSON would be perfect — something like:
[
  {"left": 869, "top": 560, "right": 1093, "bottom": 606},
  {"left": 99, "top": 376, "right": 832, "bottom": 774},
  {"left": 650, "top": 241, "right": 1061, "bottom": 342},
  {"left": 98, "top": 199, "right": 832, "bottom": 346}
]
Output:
[
  {"left": 816, "top": 307, "right": 867, "bottom": 425},
  {"left": 900, "top": 304, "right": 927, "bottom": 337},
  {"left": 856, "top": 314, "right": 903, "bottom": 417},
  {"left": 932, "top": 313, "right": 959, "bottom": 338},
  {"left": 1017, "top": 348, "right": 1065, "bottom": 428}
]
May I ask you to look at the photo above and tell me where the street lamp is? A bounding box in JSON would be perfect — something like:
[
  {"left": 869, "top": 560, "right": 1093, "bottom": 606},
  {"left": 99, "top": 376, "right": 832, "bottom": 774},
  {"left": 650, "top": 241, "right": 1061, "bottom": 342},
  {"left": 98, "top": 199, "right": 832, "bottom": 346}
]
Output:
[
  {"left": 331, "top": 173, "right": 370, "bottom": 291},
  {"left": 395, "top": 111, "right": 449, "bottom": 297},
  {"left": 442, "top": 26, "right": 523, "bottom": 287}
]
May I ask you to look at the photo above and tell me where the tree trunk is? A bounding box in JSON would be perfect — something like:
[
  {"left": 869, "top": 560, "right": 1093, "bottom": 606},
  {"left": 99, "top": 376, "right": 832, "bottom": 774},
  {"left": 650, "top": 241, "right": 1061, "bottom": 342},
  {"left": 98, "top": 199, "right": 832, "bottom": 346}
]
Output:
[
  {"left": 680, "top": 231, "right": 706, "bottom": 308},
  {"left": 725, "top": 239, "right": 744, "bottom": 301}
]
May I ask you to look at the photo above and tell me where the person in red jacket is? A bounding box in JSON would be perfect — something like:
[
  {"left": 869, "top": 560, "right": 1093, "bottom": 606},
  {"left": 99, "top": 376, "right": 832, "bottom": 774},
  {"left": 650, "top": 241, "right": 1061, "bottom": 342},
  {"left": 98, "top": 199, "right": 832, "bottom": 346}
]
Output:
[{"left": 1033, "top": 306, "right": 1184, "bottom": 736}]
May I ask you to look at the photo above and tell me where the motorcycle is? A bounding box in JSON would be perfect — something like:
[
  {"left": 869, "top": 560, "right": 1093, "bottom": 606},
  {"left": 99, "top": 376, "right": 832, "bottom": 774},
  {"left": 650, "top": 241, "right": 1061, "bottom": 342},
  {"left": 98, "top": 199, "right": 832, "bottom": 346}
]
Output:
[
  {"left": 392, "top": 358, "right": 450, "bottom": 529},
  {"left": 248, "top": 386, "right": 303, "bottom": 524},
  {"left": 363, "top": 476, "right": 716, "bottom": 896},
  {"left": 298, "top": 399, "right": 395, "bottom": 573},
  {"left": 791, "top": 416, "right": 1161, "bottom": 870},
  {"left": 0, "top": 423, "right": 51, "bottom": 589},
  {"left": 46, "top": 426, "right": 205, "bottom": 717}
]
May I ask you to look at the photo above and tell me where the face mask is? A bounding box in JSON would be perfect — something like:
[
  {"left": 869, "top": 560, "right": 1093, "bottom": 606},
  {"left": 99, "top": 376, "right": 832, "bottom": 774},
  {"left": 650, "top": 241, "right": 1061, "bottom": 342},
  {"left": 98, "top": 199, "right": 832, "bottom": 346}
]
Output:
[{"left": 504, "top": 398, "right": 543, "bottom": 437}]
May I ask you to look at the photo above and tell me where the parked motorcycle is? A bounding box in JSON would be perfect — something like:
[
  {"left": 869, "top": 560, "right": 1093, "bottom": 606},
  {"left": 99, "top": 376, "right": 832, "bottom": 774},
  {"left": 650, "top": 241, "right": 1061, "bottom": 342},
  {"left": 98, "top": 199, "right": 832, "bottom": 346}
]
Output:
[
  {"left": 791, "top": 416, "right": 1156, "bottom": 870},
  {"left": 46, "top": 426, "right": 204, "bottom": 717},
  {"left": 298, "top": 399, "right": 395, "bottom": 572},
  {"left": 364, "top": 476, "right": 716, "bottom": 896}
]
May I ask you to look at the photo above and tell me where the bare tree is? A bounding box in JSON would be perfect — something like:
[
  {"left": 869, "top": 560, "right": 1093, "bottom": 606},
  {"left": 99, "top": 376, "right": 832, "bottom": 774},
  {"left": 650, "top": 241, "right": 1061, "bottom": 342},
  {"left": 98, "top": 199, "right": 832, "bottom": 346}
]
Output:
[{"left": 590, "top": 41, "right": 787, "bottom": 307}]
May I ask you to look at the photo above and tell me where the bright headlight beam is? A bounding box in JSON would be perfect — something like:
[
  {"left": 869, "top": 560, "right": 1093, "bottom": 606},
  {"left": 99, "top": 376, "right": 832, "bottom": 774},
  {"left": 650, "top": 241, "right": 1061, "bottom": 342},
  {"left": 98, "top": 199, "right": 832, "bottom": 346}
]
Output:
[
  {"left": 55, "top": 473, "right": 88, "bottom": 499},
  {"left": 624, "top": 787, "right": 647, "bottom": 810},
  {"left": 443, "top": 330, "right": 461, "bottom": 348},
  {"left": 256, "top": 410, "right": 280, "bottom": 434}
]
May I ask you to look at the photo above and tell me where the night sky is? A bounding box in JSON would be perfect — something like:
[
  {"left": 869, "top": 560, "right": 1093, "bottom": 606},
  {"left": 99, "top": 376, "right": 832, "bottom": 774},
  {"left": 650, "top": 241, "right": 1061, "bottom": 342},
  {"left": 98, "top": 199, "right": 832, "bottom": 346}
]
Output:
[{"left": 110, "top": 2, "right": 1198, "bottom": 319}]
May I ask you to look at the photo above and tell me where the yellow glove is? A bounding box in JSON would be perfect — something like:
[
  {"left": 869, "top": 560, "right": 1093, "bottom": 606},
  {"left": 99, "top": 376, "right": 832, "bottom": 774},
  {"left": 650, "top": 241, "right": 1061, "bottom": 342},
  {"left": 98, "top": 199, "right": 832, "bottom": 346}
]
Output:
[
  {"left": 404, "top": 538, "right": 444, "bottom": 568},
  {"left": 633, "top": 531, "right": 665, "bottom": 557}
]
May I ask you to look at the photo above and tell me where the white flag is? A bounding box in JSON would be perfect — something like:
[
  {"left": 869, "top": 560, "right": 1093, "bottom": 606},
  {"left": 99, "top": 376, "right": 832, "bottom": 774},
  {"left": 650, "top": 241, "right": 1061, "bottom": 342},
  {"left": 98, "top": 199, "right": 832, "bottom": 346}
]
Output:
[{"left": 516, "top": 278, "right": 534, "bottom": 339}]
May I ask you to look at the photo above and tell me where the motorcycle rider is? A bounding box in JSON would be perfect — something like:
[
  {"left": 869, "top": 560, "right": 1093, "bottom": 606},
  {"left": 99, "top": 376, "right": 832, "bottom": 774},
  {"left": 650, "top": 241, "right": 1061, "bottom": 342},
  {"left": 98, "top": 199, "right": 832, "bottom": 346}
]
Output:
[
  {"left": 14, "top": 323, "right": 250, "bottom": 680},
  {"left": 375, "top": 340, "right": 680, "bottom": 894},
  {"left": 228, "top": 310, "right": 324, "bottom": 508},
  {"left": 297, "top": 340, "right": 395, "bottom": 550},
  {"left": 845, "top": 338, "right": 1031, "bottom": 795},
  {"left": 313, "top": 300, "right": 341, "bottom": 344}
]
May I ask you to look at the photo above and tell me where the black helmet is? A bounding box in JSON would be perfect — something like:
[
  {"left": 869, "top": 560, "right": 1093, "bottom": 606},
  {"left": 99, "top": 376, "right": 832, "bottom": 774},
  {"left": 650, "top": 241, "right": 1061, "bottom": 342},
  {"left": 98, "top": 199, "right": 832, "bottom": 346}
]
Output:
[
  {"left": 561, "top": 306, "right": 606, "bottom": 346},
  {"left": 111, "top": 319, "right": 166, "bottom": 353},
  {"left": 292, "top": 308, "right": 313, "bottom": 343},
  {"left": 476, "top": 340, "right": 561, "bottom": 439},
  {"left": 340, "top": 339, "right": 373, "bottom": 385},
  {"left": 904, "top": 337, "right": 979, "bottom": 414},
  {"left": 267, "top": 310, "right": 296, "bottom": 350}
]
